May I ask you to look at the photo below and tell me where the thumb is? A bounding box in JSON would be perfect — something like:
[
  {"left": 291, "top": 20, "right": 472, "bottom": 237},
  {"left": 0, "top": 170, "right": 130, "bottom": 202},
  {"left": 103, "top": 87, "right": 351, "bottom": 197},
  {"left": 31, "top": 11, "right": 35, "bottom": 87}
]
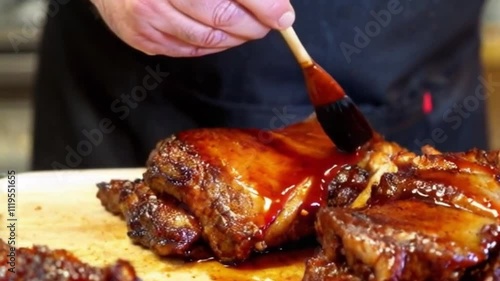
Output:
[{"left": 235, "top": 0, "right": 295, "bottom": 30}]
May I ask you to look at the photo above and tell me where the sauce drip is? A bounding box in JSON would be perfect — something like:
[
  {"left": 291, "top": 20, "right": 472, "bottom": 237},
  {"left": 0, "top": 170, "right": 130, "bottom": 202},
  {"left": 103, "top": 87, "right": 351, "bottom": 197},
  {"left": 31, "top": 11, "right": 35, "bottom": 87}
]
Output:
[
  {"left": 243, "top": 120, "right": 367, "bottom": 231},
  {"left": 178, "top": 118, "right": 368, "bottom": 234},
  {"left": 258, "top": 133, "right": 363, "bottom": 230}
]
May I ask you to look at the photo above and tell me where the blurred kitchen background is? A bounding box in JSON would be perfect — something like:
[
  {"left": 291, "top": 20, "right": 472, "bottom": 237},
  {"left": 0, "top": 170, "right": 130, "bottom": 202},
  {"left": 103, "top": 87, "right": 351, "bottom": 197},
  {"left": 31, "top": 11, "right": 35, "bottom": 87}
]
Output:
[{"left": 0, "top": 0, "right": 499, "bottom": 172}]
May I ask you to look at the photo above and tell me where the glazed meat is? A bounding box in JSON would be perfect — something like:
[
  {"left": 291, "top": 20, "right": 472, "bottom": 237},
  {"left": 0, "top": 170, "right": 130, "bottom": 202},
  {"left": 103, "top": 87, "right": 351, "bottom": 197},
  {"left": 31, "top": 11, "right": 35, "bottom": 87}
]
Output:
[
  {"left": 303, "top": 148, "right": 500, "bottom": 281},
  {"left": 352, "top": 147, "right": 500, "bottom": 218},
  {"left": 96, "top": 179, "right": 211, "bottom": 260},
  {"left": 463, "top": 249, "right": 500, "bottom": 280},
  {"left": 326, "top": 165, "right": 370, "bottom": 208},
  {"left": 306, "top": 201, "right": 500, "bottom": 281},
  {"left": 142, "top": 115, "right": 404, "bottom": 263},
  {"left": 93, "top": 112, "right": 500, "bottom": 279},
  {"left": 0, "top": 239, "right": 140, "bottom": 281}
]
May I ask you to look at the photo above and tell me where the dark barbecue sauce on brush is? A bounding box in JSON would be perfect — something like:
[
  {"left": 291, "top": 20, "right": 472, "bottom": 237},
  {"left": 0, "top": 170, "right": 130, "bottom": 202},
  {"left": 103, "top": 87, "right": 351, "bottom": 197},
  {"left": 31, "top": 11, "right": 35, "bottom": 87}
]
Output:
[
  {"left": 303, "top": 63, "right": 374, "bottom": 153},
  {"left": 315, "top": 99, "right": 373, "bottom": 153}
]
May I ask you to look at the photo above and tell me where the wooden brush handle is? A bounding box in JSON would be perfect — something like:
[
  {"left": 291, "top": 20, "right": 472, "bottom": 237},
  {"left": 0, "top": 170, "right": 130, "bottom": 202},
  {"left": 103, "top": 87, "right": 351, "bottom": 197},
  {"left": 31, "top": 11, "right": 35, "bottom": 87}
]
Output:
[{"left": 279, "top": 27, "right": 314, "bottom": 68}]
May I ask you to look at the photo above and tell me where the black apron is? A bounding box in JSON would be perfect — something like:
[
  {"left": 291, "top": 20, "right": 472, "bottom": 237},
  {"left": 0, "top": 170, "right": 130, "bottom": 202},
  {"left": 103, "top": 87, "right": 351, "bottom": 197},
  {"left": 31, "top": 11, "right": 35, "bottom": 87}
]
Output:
[{"left": 32, "top": 0, "right": 488, "bottom": 170}]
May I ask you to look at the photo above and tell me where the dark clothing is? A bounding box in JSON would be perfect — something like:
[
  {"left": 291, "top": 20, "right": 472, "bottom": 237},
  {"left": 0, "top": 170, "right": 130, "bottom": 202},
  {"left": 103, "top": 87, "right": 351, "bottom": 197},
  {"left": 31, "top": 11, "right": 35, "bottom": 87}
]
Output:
[{"left": 33, "top": 0, "right": 488, "bottom": 170}]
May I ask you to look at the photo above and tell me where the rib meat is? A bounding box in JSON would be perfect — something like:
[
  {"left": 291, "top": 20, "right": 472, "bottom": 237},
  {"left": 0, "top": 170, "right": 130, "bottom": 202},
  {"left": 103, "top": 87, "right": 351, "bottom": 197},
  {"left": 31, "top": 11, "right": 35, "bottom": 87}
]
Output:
[
  {"left": 304, "top": 147, "right": 500, "bottom": 281},
  {"left": 92, "top": 113, "right": 500, "bottom": 279},
  {"left": 355, "top": 147, "right": 500, "bottom": 217},
  {"left": 142, "top": 116, "right": 404, "bottom": 263},
  {"left": 0, "top": 239, "right": 140, "bottom": 281},
  {"left": 96, "top": 179, "right": 211, "bottom": 260},
  {"left": 308, "top": 200, "right": 500, "bottom": 281}
]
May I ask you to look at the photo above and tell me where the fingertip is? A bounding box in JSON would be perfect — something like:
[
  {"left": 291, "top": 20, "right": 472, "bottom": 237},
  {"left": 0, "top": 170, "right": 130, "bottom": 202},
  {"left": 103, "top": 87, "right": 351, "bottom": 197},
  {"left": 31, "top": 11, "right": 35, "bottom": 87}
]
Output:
[
  {"left": 236, "top": 0, "right": 295, "bottom": 30},
  {"left": 277, "top": 10, "right": 295, "bottom": 30}
]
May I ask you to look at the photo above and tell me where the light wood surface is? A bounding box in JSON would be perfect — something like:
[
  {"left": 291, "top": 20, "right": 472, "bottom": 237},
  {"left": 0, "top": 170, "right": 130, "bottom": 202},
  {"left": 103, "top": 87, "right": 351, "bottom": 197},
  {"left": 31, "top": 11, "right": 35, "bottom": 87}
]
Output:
[{"left": 0, "top": 169, "right": 307, "bottom": 281}]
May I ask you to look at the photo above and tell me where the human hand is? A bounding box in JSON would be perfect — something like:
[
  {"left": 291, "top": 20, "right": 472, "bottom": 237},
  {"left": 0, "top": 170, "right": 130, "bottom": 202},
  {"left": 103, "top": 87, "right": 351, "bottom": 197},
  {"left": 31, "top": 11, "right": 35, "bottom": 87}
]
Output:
[{"left": 90, "top": 0, "right": 295, "bottom": 57}]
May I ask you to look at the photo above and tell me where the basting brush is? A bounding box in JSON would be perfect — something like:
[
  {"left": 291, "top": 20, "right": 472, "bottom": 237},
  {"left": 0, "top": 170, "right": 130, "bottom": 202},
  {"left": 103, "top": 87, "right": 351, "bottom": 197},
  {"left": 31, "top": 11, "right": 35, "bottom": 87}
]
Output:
[{"left": 279, "top": 27, "right": 374, "bottom": 152}]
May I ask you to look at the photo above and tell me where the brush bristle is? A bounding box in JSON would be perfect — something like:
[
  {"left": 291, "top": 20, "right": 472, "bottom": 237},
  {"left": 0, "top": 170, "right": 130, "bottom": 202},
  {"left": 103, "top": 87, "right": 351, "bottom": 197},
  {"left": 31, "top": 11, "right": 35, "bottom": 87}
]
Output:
[{"left": 315, "top": 97, "right": 373, "bottom": 152}]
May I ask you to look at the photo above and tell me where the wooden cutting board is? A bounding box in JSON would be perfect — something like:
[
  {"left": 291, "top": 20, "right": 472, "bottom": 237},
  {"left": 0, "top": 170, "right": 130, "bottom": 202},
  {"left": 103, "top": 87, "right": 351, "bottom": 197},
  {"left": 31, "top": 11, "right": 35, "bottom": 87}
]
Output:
[{"left": 0, "top": 168, "right": 310, "bottom": 280}]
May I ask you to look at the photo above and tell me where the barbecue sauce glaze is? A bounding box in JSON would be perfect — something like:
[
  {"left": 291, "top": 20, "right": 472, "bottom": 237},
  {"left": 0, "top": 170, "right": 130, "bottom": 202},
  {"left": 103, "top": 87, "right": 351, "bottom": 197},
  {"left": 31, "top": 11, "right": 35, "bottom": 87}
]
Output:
[
  {"left": 368, "top": 153, "right": 500, "bottom": 218},
  {"left": 178, "top": 117, "right": 369, "bottom": 232},
  {"left": 256, "top": 128, "right": 365, "bottom": 230}
]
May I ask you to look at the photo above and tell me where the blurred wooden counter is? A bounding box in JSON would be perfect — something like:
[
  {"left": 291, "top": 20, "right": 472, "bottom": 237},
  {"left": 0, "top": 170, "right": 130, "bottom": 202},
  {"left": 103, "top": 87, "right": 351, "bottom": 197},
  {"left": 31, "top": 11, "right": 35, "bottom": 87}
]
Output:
[
  {"left": 482, "top": 24, "right": 500, "bottom": 149},
  {"left": 482, "top": 25, "right": 500, "bottom": 69}
]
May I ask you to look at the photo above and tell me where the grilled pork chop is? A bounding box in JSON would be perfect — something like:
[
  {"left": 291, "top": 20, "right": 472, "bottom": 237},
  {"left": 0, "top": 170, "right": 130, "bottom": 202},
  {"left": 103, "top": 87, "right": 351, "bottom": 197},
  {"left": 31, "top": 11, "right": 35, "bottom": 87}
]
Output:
[
  {"left": 96, "top": 179, "right": 211, "bottom": 260},
  {"left": 95, "top": 113, "right": 500, "bottom": 279},
  {"left": 303, "top": 148, "right": 500, "bottom": 281},
  {"left": 0, "top": 239, "right": 140, "bottom": 281},
  {"left": 142, "top": 116, "right": 404, "bottom": 263}
]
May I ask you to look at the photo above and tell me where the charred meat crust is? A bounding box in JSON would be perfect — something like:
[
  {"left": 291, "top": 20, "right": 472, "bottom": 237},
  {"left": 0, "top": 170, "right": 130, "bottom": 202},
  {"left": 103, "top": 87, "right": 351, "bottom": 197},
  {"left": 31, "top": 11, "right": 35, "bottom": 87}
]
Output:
[
  {"left": 143, "top": 135, "right": 262, "bottom": 264},
  {"left": 92, "top": 116, "right": 500, "bottom": 279},
  {"left": 96, "top": 179, "right": 211, "bottom": 260},
  {"left": 0, "top": 239, "right": 140, "bottom": 281},
  {"left": 305, "top": 148, "right": 500, "bottom": 281},
  {"left": 463, "top": 248, "right": 500, "bottom": 280},
  {"left": 139, "top": 121, "right": 400, "bottom": 264},
  {"left": 443, "top": 148, "right": 500, "bottom": 170},
  {"left": 327, "top": 165, "right": 369, "bottom": 208},
  {"left": 373, "top": 149, "right": 500, "bottom": 219},
  {"left": 368, "top": 166, "right": 499, "bottom": 218},
  {"left": 309, "top": 201, "right": 500, "bottom": 281},
  {"left": 303, "top": 250, "right": 361, "bottom": 281}
]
